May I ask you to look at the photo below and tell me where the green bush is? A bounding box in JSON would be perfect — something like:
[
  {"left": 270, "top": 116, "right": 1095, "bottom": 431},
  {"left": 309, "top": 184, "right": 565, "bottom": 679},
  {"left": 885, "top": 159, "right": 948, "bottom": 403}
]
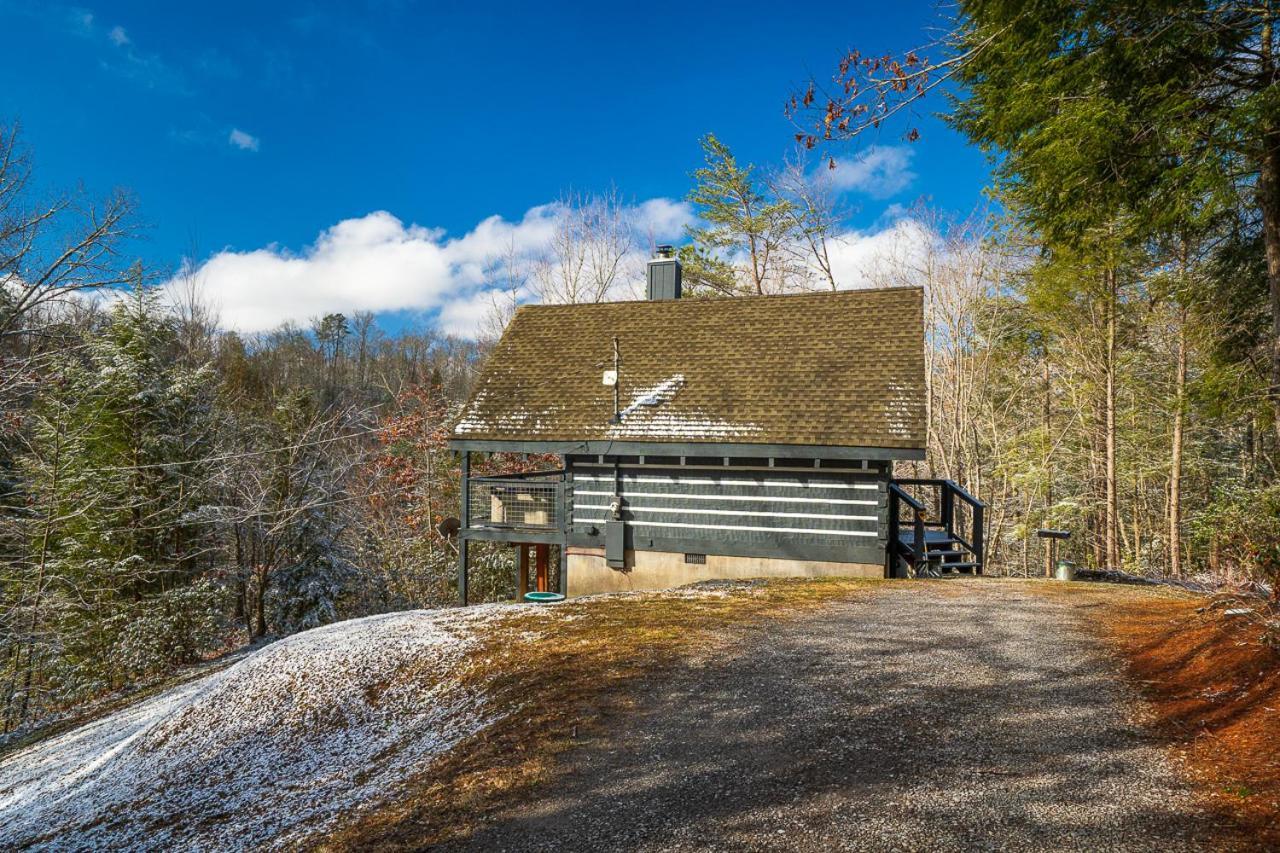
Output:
[{"left": 1193, "top": 484, "right": 1280, "bottom": 596}]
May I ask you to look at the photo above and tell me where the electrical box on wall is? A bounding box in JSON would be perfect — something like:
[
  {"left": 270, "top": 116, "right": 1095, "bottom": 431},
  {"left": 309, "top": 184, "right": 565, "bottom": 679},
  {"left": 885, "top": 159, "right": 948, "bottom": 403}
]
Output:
[
  {"left": 605, "top": 520, "right": 625, "bottom": 568},
  {"left": 602, "top": 369, "right": 617, "bottom": 386}
]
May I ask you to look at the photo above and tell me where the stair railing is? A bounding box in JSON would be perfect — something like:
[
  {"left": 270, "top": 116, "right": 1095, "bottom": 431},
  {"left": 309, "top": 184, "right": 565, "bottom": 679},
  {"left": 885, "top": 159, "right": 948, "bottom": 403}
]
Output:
[
  {"left": 887, "top": 482, "right": 928, "bottom": 577},
  {"left": 889, "top": 479, "right": 987, "bottom": 575}
]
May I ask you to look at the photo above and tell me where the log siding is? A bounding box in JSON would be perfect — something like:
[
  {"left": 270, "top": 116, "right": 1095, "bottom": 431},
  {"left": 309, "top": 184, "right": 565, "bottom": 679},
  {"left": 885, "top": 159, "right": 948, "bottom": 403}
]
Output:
[{"left": 565, "top": 456, "right": 890, "bottom": 564}]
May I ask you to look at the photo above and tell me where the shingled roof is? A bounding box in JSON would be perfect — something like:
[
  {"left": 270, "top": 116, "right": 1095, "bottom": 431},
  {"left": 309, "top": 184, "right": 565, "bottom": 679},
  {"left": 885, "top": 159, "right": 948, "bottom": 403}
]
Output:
[{"left": 452, "top": 287, "right": 925, "bottom": 453}]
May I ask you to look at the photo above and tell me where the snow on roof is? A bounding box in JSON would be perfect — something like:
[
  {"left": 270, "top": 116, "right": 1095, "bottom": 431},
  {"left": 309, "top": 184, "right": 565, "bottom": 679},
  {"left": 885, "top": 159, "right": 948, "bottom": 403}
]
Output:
[{"left": 451, "top": 288, "right": 927, "bottom": 450}]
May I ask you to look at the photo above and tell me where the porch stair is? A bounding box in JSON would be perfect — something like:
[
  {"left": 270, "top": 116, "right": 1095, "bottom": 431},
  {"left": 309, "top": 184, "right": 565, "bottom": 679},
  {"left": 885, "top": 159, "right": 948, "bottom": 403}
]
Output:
[
  {"left": 887, "top": 480, "right": 986, "bottom": 579},
  {"left": 895, "top": 531, "right": 980, "bottom": 576}
]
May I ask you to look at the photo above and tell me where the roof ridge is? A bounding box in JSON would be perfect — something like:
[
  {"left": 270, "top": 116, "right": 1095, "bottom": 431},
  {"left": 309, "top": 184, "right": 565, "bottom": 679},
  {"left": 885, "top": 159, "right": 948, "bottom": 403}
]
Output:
[{"left": 512, "top": 286, "right": 923, "bottom": 313}]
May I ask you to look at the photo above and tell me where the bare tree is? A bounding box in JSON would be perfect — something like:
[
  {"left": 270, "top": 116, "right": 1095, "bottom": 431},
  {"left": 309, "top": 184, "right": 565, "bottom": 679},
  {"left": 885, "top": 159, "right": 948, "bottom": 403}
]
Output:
[
  {"left": 478, "top": 235, "right": 532, "bottom": 346},
  {"left": 767, "top": 152, "right": 849, "bottom": 290},
  {"left": 351, "top": 311, "right": 377, "bottom": 390},
  {"left": 168, "top": 247, "right": 222, "bottom": 367},
  {"left": 218, "top": 400, "right": 366, "bottom": 638},
  {"left": 533, "top": 187, "right": 641, "bottom": 305},
  {"left": 0, "top": 123, "right": 136, "bottom": 342}
]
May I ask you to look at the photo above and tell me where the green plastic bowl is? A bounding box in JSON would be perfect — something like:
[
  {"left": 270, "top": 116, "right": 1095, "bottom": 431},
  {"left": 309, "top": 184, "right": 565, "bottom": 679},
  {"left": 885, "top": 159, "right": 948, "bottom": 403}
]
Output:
[{"left": 523, "top": 591, "right": 566, "bottom": 603}]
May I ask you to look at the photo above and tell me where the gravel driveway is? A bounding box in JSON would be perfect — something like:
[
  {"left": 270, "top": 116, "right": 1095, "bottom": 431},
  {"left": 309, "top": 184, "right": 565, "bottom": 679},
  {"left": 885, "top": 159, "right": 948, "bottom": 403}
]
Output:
[{"left": 439, "top": 580, "right": 1235, "bottom": 852}]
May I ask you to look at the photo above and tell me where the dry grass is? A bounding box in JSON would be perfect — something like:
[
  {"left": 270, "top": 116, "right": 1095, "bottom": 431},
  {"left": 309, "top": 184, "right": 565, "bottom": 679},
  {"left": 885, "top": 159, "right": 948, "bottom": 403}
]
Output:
[
  {"left": 1047, "top": 581, "right": 1280, "bottom": 846},
  {"left": 319, "top": 578, "right": 880, "bottom": 850}
]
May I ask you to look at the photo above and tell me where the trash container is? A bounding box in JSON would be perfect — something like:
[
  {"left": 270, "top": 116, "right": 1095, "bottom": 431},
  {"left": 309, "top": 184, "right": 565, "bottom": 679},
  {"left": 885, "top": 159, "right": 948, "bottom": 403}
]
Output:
[{"left": 1054, "top": 560, "right": 1077, "bottom": 582}]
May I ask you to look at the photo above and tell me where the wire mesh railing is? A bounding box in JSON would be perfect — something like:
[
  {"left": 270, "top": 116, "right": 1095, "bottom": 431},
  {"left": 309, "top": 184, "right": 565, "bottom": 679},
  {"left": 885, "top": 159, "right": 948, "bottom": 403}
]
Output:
[{"left": 467, "top": 472, "right": 564, "bottom": 530}]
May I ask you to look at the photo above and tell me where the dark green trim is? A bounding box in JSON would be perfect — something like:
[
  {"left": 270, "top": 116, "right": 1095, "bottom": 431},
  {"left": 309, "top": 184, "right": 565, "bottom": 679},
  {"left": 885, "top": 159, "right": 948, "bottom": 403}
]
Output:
[
  {"left": 449, "top": 438, "right": 923, "bottom": 461},
  {"left": 566, "top": 526, "right": 885, "bottom": 566},
  {"left": 461, "top": 527, "right": 566, "bottom": 546}
]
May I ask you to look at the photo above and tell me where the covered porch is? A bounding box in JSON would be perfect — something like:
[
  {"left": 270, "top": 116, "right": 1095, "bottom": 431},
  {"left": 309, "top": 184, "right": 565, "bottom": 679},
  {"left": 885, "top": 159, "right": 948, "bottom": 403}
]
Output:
[{"left": 456, "top": 459, "right": 567, "bottom": 604}]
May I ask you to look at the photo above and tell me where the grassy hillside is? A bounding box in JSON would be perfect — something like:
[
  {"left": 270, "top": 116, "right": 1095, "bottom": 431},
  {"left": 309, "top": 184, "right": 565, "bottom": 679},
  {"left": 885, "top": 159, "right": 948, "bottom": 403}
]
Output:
[{"left": 0, "top": 579, "right": 872, "bottom": 850}]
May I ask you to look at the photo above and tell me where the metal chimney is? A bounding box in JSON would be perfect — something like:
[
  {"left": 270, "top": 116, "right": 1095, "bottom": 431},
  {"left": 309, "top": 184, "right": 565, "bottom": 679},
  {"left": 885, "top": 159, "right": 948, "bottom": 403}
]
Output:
[{"left": 646, "top": 245, "right": 682, "bottom": 300}]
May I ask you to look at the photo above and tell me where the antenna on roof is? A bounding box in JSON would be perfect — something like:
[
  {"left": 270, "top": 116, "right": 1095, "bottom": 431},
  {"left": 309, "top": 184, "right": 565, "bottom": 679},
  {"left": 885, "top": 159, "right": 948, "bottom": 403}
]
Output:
[{"left": 609, "top": 336, "right": 620, "bottom": 423}]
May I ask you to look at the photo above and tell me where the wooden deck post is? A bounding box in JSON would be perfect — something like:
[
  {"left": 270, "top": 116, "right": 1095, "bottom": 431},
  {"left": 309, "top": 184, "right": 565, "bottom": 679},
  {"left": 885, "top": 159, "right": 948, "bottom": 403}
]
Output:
[
  {"left": 535, "top": 543, "right": 549, "bottom": 593},
  {"left": 459, "top": 451, "right": 469, "bottom": 606},
  {"left": 972, "top": 501, "right": 985, "bottom": 575}
]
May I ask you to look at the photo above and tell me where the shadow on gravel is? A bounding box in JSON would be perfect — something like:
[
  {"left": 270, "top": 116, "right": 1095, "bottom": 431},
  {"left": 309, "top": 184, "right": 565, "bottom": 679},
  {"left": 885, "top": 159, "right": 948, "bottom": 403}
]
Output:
[{"left": 437, "top": 585, "right": 1240, "bottom": 852}]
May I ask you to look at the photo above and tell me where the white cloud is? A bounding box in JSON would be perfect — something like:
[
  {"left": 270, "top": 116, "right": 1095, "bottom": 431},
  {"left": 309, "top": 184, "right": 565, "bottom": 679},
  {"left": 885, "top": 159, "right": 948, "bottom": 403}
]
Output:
[
  {"left": 228, "top": 128, "right": 260, "bottom": 152},
  {"left": 629, "top": 198, "right": 695, "bottom": 242},
  {"left": 167, "top": 199, "right": 693, "bottom": 338},
  {"left": 162, "top": 200, "right": 944, "bottom": 340},
  {"left": 435, "top": 288, "right": 505, "bottom": 339},
  {"left": 822, "top": 146, "right": 917, "bottom": 199},
  {"left": 825, "top": 218, "right": 937, "bottom": 289},
  {"left": 108, "top": 25, "right": 129, "bottom": 46}
]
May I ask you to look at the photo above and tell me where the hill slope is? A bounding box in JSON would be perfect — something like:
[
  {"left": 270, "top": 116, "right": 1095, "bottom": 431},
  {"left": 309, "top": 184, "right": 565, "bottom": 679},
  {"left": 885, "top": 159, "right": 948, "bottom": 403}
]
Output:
[
  {"left": 0, "top": 605, "right": 540, "bottom": 850},
  {"left": 0, "top": 579, "right": 824, "bottom": 851}
]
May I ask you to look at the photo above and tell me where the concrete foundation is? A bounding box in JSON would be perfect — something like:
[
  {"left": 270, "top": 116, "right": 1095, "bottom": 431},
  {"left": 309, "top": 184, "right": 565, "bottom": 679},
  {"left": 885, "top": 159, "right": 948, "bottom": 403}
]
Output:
[{"left": 566, "top": 547, "right": 884, "bottom": 597}]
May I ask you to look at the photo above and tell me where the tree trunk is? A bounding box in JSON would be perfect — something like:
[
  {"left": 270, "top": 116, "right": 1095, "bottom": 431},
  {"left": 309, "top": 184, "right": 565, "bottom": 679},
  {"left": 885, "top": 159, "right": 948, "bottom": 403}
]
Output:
[
  {"left": 1043, "top": 351, "right": 1053, "bottom": 513},
  {"left": 1260, "top": 16, "right": 1280, "bottom": 448},
  {"left": 1104, "top": 268, "right": 1119, "bottom": 570},
  {"left": 15, "top": 431, "right": 62, "bottom": 726},
  {"left": 254, "top": 567, "right": 269, "bottom": 638},
  {"left": 1170, "top": 304, "right": 1186, "bottom": 577},
  {"left": 1259, "top": 135, "right": 1280, "bottom": 447}
]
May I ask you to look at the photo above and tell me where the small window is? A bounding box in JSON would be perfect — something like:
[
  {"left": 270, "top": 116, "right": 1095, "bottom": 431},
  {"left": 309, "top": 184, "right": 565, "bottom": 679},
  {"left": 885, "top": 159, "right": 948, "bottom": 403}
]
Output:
[{"left": 684, "top": 553, "right": 707, "bottom": 565}]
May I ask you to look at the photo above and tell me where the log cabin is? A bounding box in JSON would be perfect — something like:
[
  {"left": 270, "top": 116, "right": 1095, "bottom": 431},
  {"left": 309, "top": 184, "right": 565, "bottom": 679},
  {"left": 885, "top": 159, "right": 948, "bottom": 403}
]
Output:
[{"left": 450, "top": 248, "right": 984, "bottom": 602}]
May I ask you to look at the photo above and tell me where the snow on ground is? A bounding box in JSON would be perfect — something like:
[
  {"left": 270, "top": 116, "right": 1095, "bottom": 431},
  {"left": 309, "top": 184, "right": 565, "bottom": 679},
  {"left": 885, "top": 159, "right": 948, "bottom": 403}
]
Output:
[{"left": 0, "top": 604, "right": 555, "bottom": 851}]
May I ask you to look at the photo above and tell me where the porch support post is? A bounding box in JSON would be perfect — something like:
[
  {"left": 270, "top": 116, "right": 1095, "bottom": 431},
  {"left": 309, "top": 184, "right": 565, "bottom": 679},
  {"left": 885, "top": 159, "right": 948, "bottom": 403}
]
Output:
[
  {"left": 459, "top": 451, "right": 470, "bottom": 606},
  {"left": 558, "top": 545, "right": 567, "bottom": 596},
  {"left": 535, "top": 543, "right": 549, "bottom": 593},
  {"left": 973, "top": 502, "right": 986, "bottom": 575},
  {"left": 941, "top": 484, "right": 955, "bottom": 541}
]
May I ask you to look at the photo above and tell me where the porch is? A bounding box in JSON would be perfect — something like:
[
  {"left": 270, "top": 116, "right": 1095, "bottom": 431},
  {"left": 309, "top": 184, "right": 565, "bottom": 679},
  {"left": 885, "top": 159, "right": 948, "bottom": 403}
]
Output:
[
  {"left": 887, "top": 478, "right": 986, "bottom": 577},
  {"left": 456, "top": 463, "right": 567, "bottom": 604}
]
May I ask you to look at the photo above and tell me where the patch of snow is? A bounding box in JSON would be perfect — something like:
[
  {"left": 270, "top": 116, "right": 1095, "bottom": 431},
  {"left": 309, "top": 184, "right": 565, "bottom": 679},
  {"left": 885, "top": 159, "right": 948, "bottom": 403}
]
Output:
[
  {"left": 0, "top": 605, "right": 552, "bottom": 851},
  {"left": 603, "top": 374, "right": 763, "bottom": 438},
  {"left": 454, "top": 388, "right": 567, "bottom": 436},
  {"left": 617, "top": 374, "right": 685, "bottom": 419},
  {"left": 605, "top": 410, "right": 764, "bottom": 440},
  {"left": 454, "top": 373, "right": 763, "bottom": 440},
  {"left": 883, "top": 380, "right": 916, "bottom": 439}
]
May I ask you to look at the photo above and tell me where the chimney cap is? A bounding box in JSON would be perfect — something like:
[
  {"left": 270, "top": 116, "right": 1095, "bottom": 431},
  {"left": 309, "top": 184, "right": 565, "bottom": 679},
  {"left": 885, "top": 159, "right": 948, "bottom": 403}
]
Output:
[{"left": 654, "top": 244, "right": 675, "bottom": 259}]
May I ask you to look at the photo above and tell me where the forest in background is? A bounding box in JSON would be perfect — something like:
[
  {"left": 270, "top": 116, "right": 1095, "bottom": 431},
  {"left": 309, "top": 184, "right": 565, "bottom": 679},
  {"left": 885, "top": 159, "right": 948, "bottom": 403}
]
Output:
[{"left": 3, "top": 0, "right": 1278, "bottom": 734}]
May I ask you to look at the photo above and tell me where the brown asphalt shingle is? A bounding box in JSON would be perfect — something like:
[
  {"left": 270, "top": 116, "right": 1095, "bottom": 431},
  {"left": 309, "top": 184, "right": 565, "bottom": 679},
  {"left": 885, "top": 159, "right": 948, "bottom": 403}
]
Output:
[{"left": 453, "top": 287, "right": 925, "bottom": 450}]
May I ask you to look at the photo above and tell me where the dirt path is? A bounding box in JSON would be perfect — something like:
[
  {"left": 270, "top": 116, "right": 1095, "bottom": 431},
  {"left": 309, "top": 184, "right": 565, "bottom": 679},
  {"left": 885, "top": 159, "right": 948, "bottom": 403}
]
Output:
[{"left": 438, "top": 581, "right": 1236, "bottom": 852}]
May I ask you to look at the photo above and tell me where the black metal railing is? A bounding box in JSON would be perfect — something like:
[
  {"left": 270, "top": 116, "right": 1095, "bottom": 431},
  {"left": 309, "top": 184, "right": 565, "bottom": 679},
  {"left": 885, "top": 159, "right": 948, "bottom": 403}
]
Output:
[
  {"left": 887, "top": 478, "right": 986, "bottom": 577},
  {"left": 887, "top": 482, "right": 928, "bottom": 577},
  {"left": 466, "top": 470, "right": 565, "bottom": 531}
]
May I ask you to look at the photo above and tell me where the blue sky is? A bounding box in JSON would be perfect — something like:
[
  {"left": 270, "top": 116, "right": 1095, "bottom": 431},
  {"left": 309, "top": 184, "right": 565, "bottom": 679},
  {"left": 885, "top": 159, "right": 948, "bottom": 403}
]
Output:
[{"left": 1, "top": 0, "right": 993, "bottom": 334}]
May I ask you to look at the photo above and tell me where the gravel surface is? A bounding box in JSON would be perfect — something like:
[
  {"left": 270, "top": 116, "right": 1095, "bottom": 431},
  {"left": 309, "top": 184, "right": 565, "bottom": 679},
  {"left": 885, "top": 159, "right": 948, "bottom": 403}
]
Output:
[{"left": 440, "top": 580, "right": 1234, "bottom": 852}]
